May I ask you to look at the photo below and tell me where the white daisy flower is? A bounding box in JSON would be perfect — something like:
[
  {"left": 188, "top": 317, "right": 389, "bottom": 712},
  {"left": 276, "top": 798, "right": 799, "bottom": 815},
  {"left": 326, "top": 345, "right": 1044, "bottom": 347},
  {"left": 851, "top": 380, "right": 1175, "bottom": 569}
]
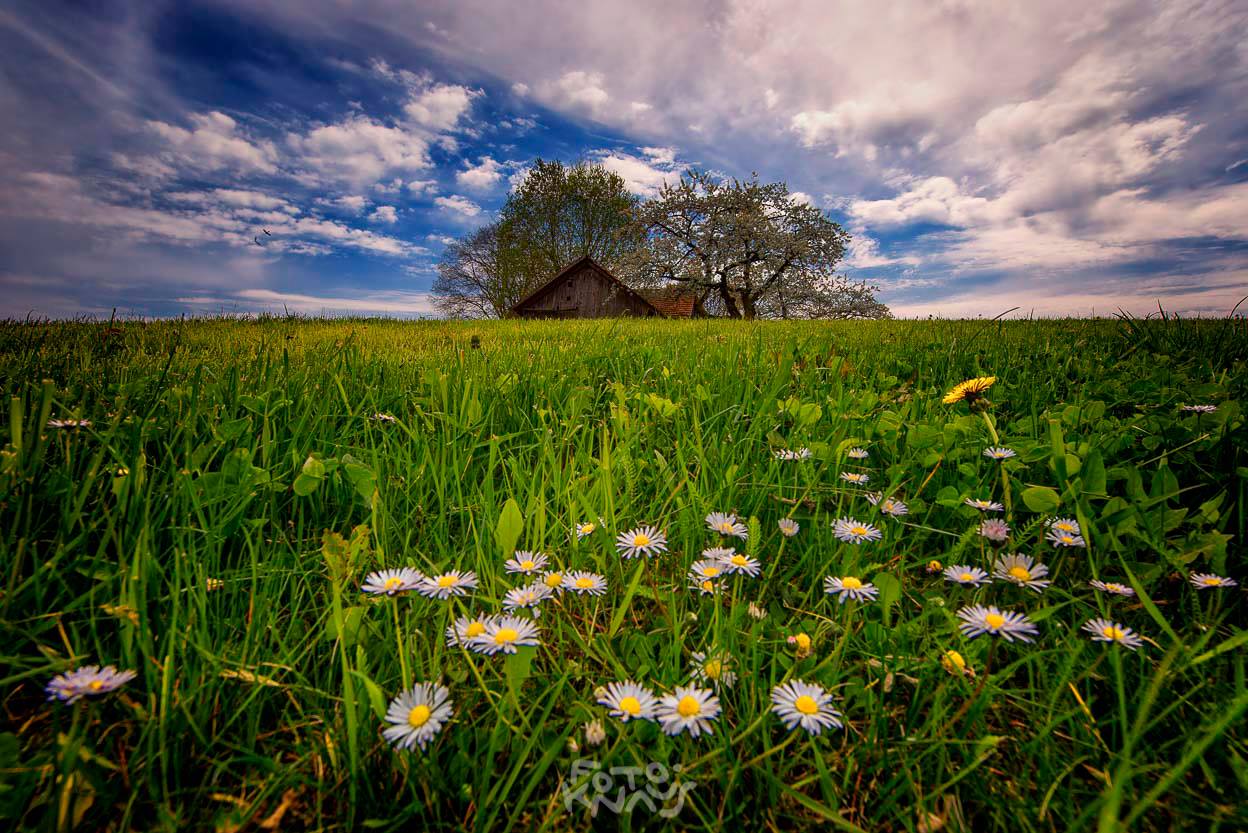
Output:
[
  {"left": 503, "top": 551, "right": 548, "bottom": 575},
  {"left": 840, "top": 472, "right": 870, "bottom": 486},
  {"left": 943, "top": 565, "right": 990, "bottom": 587},
  {"left": 964, "top": 498, "right": 1004, "bottom": 512},
  {"left": 657, "top": 685, "right": 721, "bottom": 737},
  {"left": 45, "top": 665, "right": 136, "bottom": 703},
  {"left": 983, "top": 447, "right": 1016, "bottom": 460},
  {"left": 382, "top": 682, "right": 453, "bottom": 751},
  {"left": 361, "top": 567, "right": 424, "bottom": 596},
  {"left": 770, "top": 679, "right": 843, "bottom": 735},
  {"left": 701, "top": 546, "right": 736, "bottom": 560},
  {"left": 705, "top": 512, "right": 749, "bottom": 539},
  {"left": 690, "top": 651, "right": 737, "bottom": 689},
  {"left": 574, "top": 519, "right": 602, "bottom": 540},
  {"left": 993, "top": 553, "right": 1051, "bottom": 592},
  {"left": 1189, "top": 573, "right": 1238, "bottom": 590},
  {"left": 369, "top": 413, "right": 398, "bottom": 424},
  {"left": 1089, "top": 579, "right": 1135, "bottom": 597},
  {"left": 1045, "top": 529, "right": 1086, "bottom": 548},
  {"left": 470, "top": 615, "right": 541, "bottom": 655},
  {"left": 715, "top": 551, "right": 761, "bottom": 577},
  {"left": 539, "top": 570, "right": 568, "bottom": 593},
  {"left": 615, "top": 526, "right": 668, "bottom": 559},
  {"left": 688, "top": 576, "right": 719, "bottom": 596},
  {"left": 1082, "top": 618, "right": 1144, "bottom": 650},
  {"left": 1181, "top": 404, "right": 1217, "bottom": 413},
  {"left": 956, "top": 605, "right": 1038, "bottom": 642},
  {"left": 1047, "top": 517, "right": 1082, "bottom": 537},
  {"left": 563, "top": 571, "right": 607, "bottom": 595},
  {"left": 46, "top": 418, "right": 92, "bottom": 430},
  {"left": 502, "top": 581, "right": 554, "bottom": 613},
  {"left": 418, "top": 570, "right": 479, "bottom": 599},
  {"left": 865, "top": 493, "right": 909, "bottom": 517},
  {"left": 979, "top": 519, "right": 1010, "bottom": 544},
  {"left": 597, "top": 681, "right": 657, "bottom": 722},
  {"left": 689, "top": 559, "right": 727, "bottom": 581},
  {"left": 778, "top": 518, "right": 800, "bottom": 537},
  {"left": 846, "top": 447, "right": 869, "bottom": 460},
  {"left": 446, "top": 614, "right": 494, "bottom": 647},
  {"left": 774, "top": 447, "right": 812, "bottom": 461},
  {"left": 824, "top": 575, "right": 878, "bottom": 603},
  {"left": 832, "top": 517, "right": 882, "bottom": 544}
]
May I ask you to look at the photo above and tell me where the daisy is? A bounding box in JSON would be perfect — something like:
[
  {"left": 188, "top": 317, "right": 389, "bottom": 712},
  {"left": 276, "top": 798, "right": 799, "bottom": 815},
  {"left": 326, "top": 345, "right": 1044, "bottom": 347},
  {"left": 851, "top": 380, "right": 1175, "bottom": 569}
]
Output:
[
  {"left": 502, "top": 581, "right": 554, "bottom": 613},
  {"left": 539, "top": 570, "right": 567, "bottom": 593},
  {"left": 824, "top": 575, "right": 878, "bottom": 603},
  {"left": 690, "top": 651, "right": 737, "bottom": 689},
  {"left": 1047, "top": 517, "right": 1082, "bottom": 537},
  {"left": 1046, "top": 529, "right": 1086, "bottom": 548},
  {"left": 993, "top": 554, "right": 1051, "bottom": 592},
  {"left": 688, "top": 577, "right": 719, "bottom": 596},
  {"left": 979, "top": 519, "right": 1010, "bottom": 545},
  {"left": 1180, "top": 404, "right": 1217, "bottom": 413},
  {"left": 470, "top": 615, "right": 541, "bottom": 655},
  {"left": 615, "top": 526, "right": 667, "bottom": 559},
  {"left": 46, "top": 418, "right": 92, "bottom": 430},
  {"left": 770, "top": 680, "right": 843, "bottom": 735},
  {"left": 840, "top": 472, "right": 870, "bottom": 486},
  {"left": 1082, "top": 618, "right": 1144, "bottom": 650},
  {"left": 382, "top": 682, "right": 453, "bottom": 751},
  {"left": 965, "top": 498, "right": 1004, "bottom": 512},
  {"left": 865, "top": 493, "right": 909, "bottom": 517},
  {"left": 778, "top": 518, "right": 800, "bottom": 537},
  {"left": 943, "top": 376, "right": 996, "bottom": 405},
  {"left": 45, "top": 665, "right": 136, "bottom": 703},
  {"left": 846, "top": 447, "right": 869, "bottom": 460},
  {"left": 597, "top": 681, "right": 658, "bottom": 722},
  {"left": 418, "top": 570, "right": 479, "bottom": 600},
  {"left": 715, "top": 551, "right": 761, "bottom": 577},
  {"left": 956, "top": 604, "right": 1038, "bottom": 642},
  {"left": 361, "top": 567, "right": 424, "bottom": 596},
  {"left": 503, "top": 551, "right": 548, "bottom": 575},
  {"left": 705, "top": 512, "right": 749, "bottom": 539},
  {"left": 833, "top": 517, "right": 882, "bottom": 544},
  {"left": 983, "top": 447, "right": 1016, "bottom": 460},
  {"left": 689, "top": 559, "right": 727, "bottom": 581},
  {"left": 774, "top": 447, "right": 812, "bottom": 461},
  {"left": 657, "top": 685, "right": 721, "bottom": 737},
  {"left": 574, "top": 519, "right": 601, "bottom": 540},
  {"left": 1090, "top": 579, "right": 1135, "bottom": 597},
  {"left": 943, "top": 565, "right": 990, "bottom": 587},
  {"left": 445, "top": 614, "right": 493, "bottom": 647},
  {"left": 701, "top": 546, "right": 736, "bottom": 560},
  {"left": 369, "top": 413, "right": 398, "bottom": 424},
  {"left": 1189, "top": 573, "right": 1238, "bottom": 590},
  {"left": 563, "top": 571, "right": 607, "bottom": 595}
]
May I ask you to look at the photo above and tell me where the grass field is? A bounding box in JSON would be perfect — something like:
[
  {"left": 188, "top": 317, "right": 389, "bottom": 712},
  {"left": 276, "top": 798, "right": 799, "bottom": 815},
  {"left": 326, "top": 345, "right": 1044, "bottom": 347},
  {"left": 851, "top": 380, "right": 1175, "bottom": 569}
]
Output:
[{"left": 1, "top": 316, "right": 1246, "bottom": 832}]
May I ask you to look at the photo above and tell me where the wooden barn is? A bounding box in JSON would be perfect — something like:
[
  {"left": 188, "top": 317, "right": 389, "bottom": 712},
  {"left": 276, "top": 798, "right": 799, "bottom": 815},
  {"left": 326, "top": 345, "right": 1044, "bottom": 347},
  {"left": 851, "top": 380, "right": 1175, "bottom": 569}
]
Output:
[{"left": 509, "top": 255, "right": 705, "bottom": 319}]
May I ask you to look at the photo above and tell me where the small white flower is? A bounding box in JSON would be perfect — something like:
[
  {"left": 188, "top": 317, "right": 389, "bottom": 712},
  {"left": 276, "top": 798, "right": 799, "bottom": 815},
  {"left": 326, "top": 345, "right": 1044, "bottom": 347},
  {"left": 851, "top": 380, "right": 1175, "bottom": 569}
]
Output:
[
  {"left": 583, "top": 719, "right": 607, "bottom": 747},
  {"left": 701, "top": 546, "right": 736, "bottom": 560},
  {"left": 503, "top": 551, "right": 548, "bottom": 575},
  {"left": 574, "top": 519, "right": 602, "bottom": 540},
  {"left": 1046, "top": 529, "right": 1086, "bottom": 548},
  {"left": 774, "top": 447, "right": 812, "bottom": 461},
  {"left": 445, "top": 614, "right": 494, "bottom": 647},
  {"left": 840, "top": 472, "right": 870, "bottom": 486},
  {"left": 417, "top": 570, "right": 479, "bottom": 600},
  {"left": 1082, "top": 618, "right": 1144, "bottom": 650},
  {"left": 563, "top": 571, "right": 607, "bottom": 595},
  {"left": 705, "top": 512, "right": 749, "bottom": 539},
  {"left": 657, "top": 685, "right": 721, "bottom": 737},
  {"left": 778, "top": 518, "right": 800, "bottom": 537},
  {"left": 369, "top": 413, "right": 398, "bottom": 424},
  {"left": 770, "top": 679, "right": 843, "bottom": 735},
  {"left": 866, "top": 492, "right": 909, "bottom": 517},
  {"left": 846, "top": 447, "right": 869, "bottom": 460},
  {"left": 597, "top": 681, "right": 658, "bottom": 722},
  {"left": 615, "top": 526, "right": 668, "bottom": 559},
  {"left": 1089, "top": 579, "right": 1135, "bottom": 597},
  {"left": 714, "top": 551, "right": 761, "bottom": 577},
  {"left": 956, "top": 605, "right": 1037, "bottom": 642},
  {"left": 832, "top": 517, "right": 882, "bottom": 544},
  {"left": 690, "top": 651, "right": 737, "bottom": 689},
  {"left": 1047, "top": 517, "right": 1082, "bottom": 537},
  {"left": 1189, "top": 573, "right": 1237, "bottom": 590},
  {"left": 45, "top": 665, "right": 136, "bottom": 703},
  {"left": 983, "top": 447, "right": 1016, "bottom": 460},
  {"left": 979, "top": 519, "right": 1010, "bottom": 544},
  {"left": 46, "top": 418, "right": 92, "bottom": 430},
  {"left": 1180, "top": 404, "right": 1217, "bottom": 413},
  {"left": 943, "top": 565, "right": 990, "bottom": 587},
  {"left": 382, "top": 682, "right": 453, "bottom": 751},
  {"left": 992, "top": 553, "right": 1051, "bottom": 592},
  {"left": 502, "top": 581, "right": 554, "bottom": 613},
  {"left": 469, "top": 615, "right": 541, "bottom": 655},
  {"left": 689, "top": 559, "right": 727, "bottom": 581},
  {"left": 824, "top": 575, "right": 878, "bottom": 603},
  {"left": 361, "top": 567, "right": 424, "bottom": 596},
  {"left": 964, "top": 498, "right": 1004, "bottom": 512}
]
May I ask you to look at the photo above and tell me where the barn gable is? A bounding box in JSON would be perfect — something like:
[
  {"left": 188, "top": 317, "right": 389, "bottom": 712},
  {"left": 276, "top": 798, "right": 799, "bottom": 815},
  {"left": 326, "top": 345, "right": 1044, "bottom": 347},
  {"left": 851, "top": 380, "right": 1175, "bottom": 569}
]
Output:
[{"left": 510, "top": 256, "right": 661, "bottom": 319}]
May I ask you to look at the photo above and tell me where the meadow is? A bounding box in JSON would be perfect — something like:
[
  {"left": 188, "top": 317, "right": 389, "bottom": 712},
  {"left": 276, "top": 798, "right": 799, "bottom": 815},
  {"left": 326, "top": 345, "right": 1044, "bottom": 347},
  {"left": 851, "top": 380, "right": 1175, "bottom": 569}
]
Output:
[{"left": 0, "top": 315, "right": 1245, "bottom": 832}]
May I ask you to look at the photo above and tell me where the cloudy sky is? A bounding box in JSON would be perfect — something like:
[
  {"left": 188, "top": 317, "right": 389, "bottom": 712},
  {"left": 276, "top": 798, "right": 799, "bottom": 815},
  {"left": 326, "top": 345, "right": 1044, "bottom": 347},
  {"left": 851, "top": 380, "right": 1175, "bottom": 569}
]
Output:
[{"left": 2, "top": 0, "right": 1246, "bottom": 319}]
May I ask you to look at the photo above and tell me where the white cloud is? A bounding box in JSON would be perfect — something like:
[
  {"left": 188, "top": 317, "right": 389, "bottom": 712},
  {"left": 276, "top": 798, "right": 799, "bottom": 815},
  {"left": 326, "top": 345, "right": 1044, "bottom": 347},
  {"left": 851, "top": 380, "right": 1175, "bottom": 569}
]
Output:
[
  {"left": 407, "top": 179, "right": 438, "bottom": 196},
  {"left": 182, "top": 288, "right": 437, "bottom": 316},
  {"left": 543, "top": 70, "right": 610, "bottom": 117},
  {"left": 369, "top": 205, "right": 398, "bottom": 224},
  {"left": 593, "top": 149, "right": 686, "bottom": 197},
  {"left": 434, "top": 194, "right": 482, "bottom": 217},
  {"left": 287, "top": 116, "right": 431, "bottom": 187},
  {"left": 146, "top": 111, "right": 278, "bottom": 174},
  {"left": 403, "top": 82, "right": 478, "bottom": 130},
  {"left": 789, "top": 190, "right": 816, "bottom": 207},
  {"left": 456, "top": 156, "right": 504, "bottom": 189},
  {"left": 511, "top": 82, "right": 530, "bottom": 96}
]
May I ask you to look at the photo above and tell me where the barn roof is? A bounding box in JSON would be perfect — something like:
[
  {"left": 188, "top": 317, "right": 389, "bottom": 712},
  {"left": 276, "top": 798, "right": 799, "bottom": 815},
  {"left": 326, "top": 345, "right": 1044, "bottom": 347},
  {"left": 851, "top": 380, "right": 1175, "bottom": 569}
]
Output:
[
  {"left": 644, "top": 287, "right": 703, "bottom": 318},
  {"left": 510, "top": 255, "right": 660, "bottom": 315}
]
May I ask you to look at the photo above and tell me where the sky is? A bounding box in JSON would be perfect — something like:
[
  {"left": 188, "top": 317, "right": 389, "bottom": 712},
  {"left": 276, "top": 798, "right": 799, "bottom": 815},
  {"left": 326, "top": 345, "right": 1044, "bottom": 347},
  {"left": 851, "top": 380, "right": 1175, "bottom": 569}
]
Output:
[{"left": 1, "top": 0, "right": 1246, "bottom": 319}]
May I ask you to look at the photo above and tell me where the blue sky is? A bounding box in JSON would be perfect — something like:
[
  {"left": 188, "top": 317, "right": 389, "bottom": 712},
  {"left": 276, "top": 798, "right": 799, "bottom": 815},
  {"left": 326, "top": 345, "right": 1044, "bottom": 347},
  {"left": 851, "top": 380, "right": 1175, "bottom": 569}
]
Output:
[{"left": 1, "top": 0, "right": 1246, "bottom": 318}]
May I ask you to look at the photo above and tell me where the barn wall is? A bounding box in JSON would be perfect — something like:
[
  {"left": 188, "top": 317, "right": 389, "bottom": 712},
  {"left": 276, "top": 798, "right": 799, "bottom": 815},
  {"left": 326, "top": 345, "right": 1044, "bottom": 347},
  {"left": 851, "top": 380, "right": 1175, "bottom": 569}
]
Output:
[{"left": 515, "top": 263, "right": 657, "bottom": 319}]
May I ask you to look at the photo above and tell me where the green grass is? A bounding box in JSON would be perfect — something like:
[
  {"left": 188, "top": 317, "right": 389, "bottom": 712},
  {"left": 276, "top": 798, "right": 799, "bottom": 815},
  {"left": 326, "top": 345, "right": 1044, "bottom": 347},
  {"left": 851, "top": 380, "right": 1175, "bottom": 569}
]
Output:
[{"left": 1, "top": 316, "right": 1245, "bottom": 832}]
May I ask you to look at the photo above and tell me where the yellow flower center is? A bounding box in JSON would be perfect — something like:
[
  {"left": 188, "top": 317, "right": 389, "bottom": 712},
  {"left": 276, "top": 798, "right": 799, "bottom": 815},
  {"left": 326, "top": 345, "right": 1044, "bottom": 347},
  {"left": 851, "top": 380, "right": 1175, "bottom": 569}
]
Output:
[
  {"left": 619, "top": 696, "right": 642, "bottom": 715},
  {"left": 544, "top": 573, "right": 563, "bottom": 588},
  {"left": 841, "top": 576, "right": 863, "bottom": 589},
  {"left": 1008, "top": 566, "right": 1031, "bottom": 581},
  {"left": 676, "top": 695, "right": 701, "bottom": 717},
  {"left": 465, "top": 621, "right": 486, "bottom": 638},
  {"left": 88, "top": 680, "right": 105, "bottom": 691},
  {"left": 633, "top": 534, "right": 650, "bottom": 547},
  {"left": 959, "top": 572, "right": 974, "bottom": 582},
  {"left": 700, "top": 580, "right": 714, "bottom": 592},
  {"left": 580, "top": 523, "right": 595, "bottom": 534},
  {"left": 719, "top": 522, "right": 733, "bottom": 532},
  {"left": 703, "top": 566, "right": 721, "bottom": 577},
  {"left": 1203, "top": 577, "right": 1222, "bottom": 586},
  {"left": 850, "top": 526, "right": 868, "bottom": 536},
  {"left": 407, "top": 704, "right": 431, "bottom": 728},
  {"left": 1060, "top": 535, "right": 1075, "bottom": 545},
  {"left": 794, "top": 633, "right": 811, "bottom": 651},
  {"left": 943, "top": 650, "right": 966, "bottom": 672},
  {"left": 384, "top": 577, "right": 404, "bottom": 590},
  {"left": 794, "top": 695, "right": 819, "bottom": 715},
  {"left": 494, "top": 627, "right": 519, "bottom": 644},
  {"left": 984, "top": 613, "right": 1006, "bottom": 629},
  {"left": 437, "top": 575, "right": 456, "bottom": 588},
  {"left": 575, "top": 577, "right": 594, "bottom": 589},
  {"left": 1102, "top": 625, "right": 1124, "bottom": 640},
  {"left": 729, "top": 555, "right": 747, "bottom": 567},
  {"left": 703, "top": 659, "right": 722, "bottom": 679},
  {"left": 520, "top": 560, "right": 535, "bottom": 570},
  {"left": 1054, "top": 522, "right": 1074, "bottom": 532}
]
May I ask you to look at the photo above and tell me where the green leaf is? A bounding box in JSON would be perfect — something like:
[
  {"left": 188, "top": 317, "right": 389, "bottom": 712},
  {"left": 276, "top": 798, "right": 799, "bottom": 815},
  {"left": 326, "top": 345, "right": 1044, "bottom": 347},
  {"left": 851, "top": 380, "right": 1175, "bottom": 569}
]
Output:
[
  {"left": 495, "top": 498, "right": 524, "bottom": 556},
  {"left": 503, "top": 645, "right": 535, "bottom": 690},
  {"left": 872, "top": 572, "right": 901, "bottom": 626},
  {"left": 324, "top": 605, "right": 366, "bottom": 647},
  {"left": 1021, "top": 485, "right": 1061, "bottom": 513},
  {"left": 293, "top": 454, "right": 326, "bottom": 496},
  {"left": 347, "top": 670, "right": 387, "bottom": 720}
]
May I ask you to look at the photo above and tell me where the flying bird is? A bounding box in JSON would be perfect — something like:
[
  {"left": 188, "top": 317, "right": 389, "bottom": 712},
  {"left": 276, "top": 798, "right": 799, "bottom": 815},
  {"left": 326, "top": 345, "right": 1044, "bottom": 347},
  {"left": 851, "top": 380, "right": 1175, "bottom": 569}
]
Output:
[
  {"left": 254, "top": 236, "right": 264, "bottom": 246},
  {"left": 263, "top": 228, "right": 272, "bottom": 236}
]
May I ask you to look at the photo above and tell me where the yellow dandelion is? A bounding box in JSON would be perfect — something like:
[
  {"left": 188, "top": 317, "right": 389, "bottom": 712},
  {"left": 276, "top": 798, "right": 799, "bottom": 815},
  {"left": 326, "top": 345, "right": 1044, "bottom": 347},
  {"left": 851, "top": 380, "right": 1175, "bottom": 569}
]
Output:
[{"left": 942, "top": 376, "right": 996, "bottom": 405}]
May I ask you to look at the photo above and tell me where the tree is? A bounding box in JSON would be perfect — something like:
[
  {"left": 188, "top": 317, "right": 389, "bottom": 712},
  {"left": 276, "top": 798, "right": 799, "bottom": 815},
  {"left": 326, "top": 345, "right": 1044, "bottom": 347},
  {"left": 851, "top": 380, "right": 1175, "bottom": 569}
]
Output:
[
  {"left": 627, "top": 170, "right": 888, "bottom": 319},
  {"left": 431, "top": 159, "right": 642, "bottom": 317}
]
